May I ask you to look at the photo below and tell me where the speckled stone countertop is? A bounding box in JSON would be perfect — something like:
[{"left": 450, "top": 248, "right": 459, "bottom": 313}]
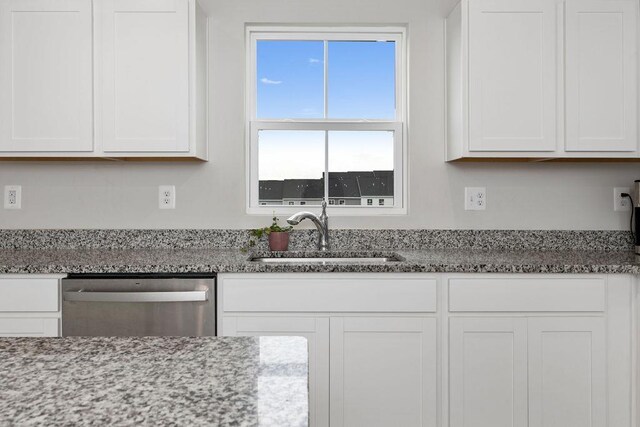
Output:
[
  {"left": 0, "top": 336, "right": 308, "bottom": 426},
  {"left": 0, "top": 248, "right": 639, "bottom": 274}
]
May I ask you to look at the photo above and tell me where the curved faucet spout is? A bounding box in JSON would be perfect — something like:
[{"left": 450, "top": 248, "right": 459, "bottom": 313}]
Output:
[{"left": 286, "top": 201, "right": 330, "bottom": 251}]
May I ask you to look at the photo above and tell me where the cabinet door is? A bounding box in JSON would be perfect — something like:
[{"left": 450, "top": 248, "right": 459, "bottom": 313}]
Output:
[
  {"left": 223, "top": 316, "right": 330, "bottom": 427},
  {"left": 0, "top": 0, "right": 93, "bottom": 152},
  {"left": 330, "top": 317, "right": 437, "bottom": 427},
  {"left": 468, "top": 0, "right": 557, "bottom": 152},
  {"left": 528, "top": 317, "right": 606, "bottom": 427},
  {"left": 565, "top": 0, "right": 637, "bottom": 152},
  {"left": 100, "top": 0, "right": 189, "bottom": 153},
  {"left": 449, "top": 317, "right": 528, "bottom": 427},
  {"left": 0, "top": 317, "right": 59, "bottom": 337}
]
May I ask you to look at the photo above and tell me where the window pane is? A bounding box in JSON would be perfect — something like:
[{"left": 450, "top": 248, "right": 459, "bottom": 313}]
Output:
[
  {"left": 256, "top": 41, "right": 324, "bottom": 119},
  {"left": 328, "top": 41, "right": 395, "bottom": 119},
  {"left": 328, "top": 131, "right": 394, "bottom": 206},
  {"left": 258, "top": 130, "right": 325, "bottom": 206}
]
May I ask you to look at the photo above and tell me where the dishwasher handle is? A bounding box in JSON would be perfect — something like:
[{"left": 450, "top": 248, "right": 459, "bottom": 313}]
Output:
[{"left": 63, "top": 290, "right": 209, "bottom": 303}]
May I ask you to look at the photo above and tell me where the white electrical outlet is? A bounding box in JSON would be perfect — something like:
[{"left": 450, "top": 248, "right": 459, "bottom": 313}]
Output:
[
  {"left": 614, "top": 187, "right": 632, "bottom": 211},
  {"left": 159, "top": 185, "right": 176, "bottom": 209},
  {"left": 4, "top": 185, "right": 21, "bottom": 209},
  {"left": 465, "top": 187, "right": 486, "bottom": 211}
]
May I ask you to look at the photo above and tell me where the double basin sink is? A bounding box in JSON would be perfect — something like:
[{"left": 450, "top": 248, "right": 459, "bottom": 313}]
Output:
[{"left": 249, "top": 252, "right": 403, "bottom": 264}]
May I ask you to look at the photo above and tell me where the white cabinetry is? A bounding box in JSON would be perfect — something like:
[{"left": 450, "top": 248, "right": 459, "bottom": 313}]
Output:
[
  {"left": 94, "top": 0, "right": 207, "bottom": 159},
  {"left": 0, "top": 275, "right": 64, "bottom": 337},
  {"left": 565, "top": 0, "right": 637, "bottom": 152},
  {"left": 449, "top": 317, "right": 528, "bottom": 427},
  {"left": 99, "top": 0, "right": 192, "bottom": 155},
  {"left": 450, "top": 317, "right": 606, "bottom": 427},
  {"left": 446, "top": 0, "right": 638, "bottom": 160},
  {"left": 0, "top": 0, "right": 93, "bottom": 153},
  {"left": 447, "top": 275, "right": 630, "bottom": 427},
  {"left": 330, "top": 316, "right": 437, "bottom": 427},
  {"left": 219, "top": 273, "right": 438, "bottom": 427},
  {"left": 0, "top": 0, "right": 207, "bottom": 160},
  {"left": 222, "top": 315, "right": 330, "bottom": 427},
  {"left": 220, "top": 273, "right": 635, "bottom": 427},
  {"left": 528, "top": 317, "right": 606, "bottom": 427},
  {"left": 467, "top": 0, "right": 558, "bottom": 153}
]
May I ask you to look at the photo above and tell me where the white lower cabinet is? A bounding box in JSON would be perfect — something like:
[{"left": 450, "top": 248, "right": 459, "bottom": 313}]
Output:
[
  {"left": 220, "top": 273, "right": 439, "bottom": 427},
  {"left": 528, "top": 317, "right": 606, "bottom": 427},
  {"left": 0, "top": 317, "right": 59, "bottom": 337},
  {"left": 222, "top": 315, "right": 330, "bottom": 427},
  {"left": 450, "top": 316, "right": 607, "bottom": 427},
  {"left": 219, "top": 273, "right": 634, "bottom": 427},
  {"left": 0, "top": 275, "right": 64, "bottom": 337},
  {"left": 330, "top": 316, "right": 437, "bottom": 427},
  {"left": 449, "top": 318, "right": 528, "bottom": 427},
  {"left": 223, "top": 314, "right": 437, "bottom": 427}
]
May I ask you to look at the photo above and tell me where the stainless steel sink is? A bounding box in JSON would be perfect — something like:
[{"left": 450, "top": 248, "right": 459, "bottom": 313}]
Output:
[{"left": 249, "top": 254, "right": 403, "bottom": 264}]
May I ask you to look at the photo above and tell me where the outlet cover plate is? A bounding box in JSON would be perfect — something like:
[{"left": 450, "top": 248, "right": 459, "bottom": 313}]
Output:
[
  {"left": 465, "top": 187, "right": 486, "bottom": 211},
  {"left": 4, "top": 185, "right": 21, "bottom": 209},
  {"left": 614, "top": 187, "right": 632, "bottom": 211},
  {"left": 159, "top": 185, "right": 176, "bottom": 209}
]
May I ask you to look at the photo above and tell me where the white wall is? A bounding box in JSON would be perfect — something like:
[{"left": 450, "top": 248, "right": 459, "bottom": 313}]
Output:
[{"left": 0, "top": 0, "right": 638, "bottom": 230}]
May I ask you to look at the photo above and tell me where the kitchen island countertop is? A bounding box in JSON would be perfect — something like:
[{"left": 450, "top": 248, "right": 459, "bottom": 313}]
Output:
[
  {"left": 0, "top": 247, "right": 639, "bottom": 274},
  {"left": 0, "top": 336, "right": 308, "bottom": 426}
]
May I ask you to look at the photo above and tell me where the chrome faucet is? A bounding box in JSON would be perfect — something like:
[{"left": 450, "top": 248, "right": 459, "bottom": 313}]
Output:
[{"left": 287, "top": 201, "right": 330, "bottom": 251}]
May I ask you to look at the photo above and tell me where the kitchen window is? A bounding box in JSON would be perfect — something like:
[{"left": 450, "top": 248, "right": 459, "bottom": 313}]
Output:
[{"left": 247, "top": 27, "right": 406, "bottom": 215}]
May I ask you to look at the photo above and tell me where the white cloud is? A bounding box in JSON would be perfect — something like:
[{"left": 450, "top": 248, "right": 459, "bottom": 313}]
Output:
[
  {"left": 260, "top": 77, "right": 282, "bottom": 85},
  {"left": 308, "top": 58, "right": 322, "bottom": 64}
]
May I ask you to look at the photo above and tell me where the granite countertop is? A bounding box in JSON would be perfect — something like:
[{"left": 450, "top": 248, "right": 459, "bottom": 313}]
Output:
[
  {"left": 0, "top": 336, "right": 308, "bottom": 426},
  {"left": 0, "top": 247, "right": 639, "bottom": 274}
]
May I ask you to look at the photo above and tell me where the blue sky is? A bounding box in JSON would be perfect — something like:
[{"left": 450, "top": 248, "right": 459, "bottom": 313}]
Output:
[
  {"left": 256, "top": 40, "right": 396, "bottom": 182},
  {"left": 257, "top": 40, "right": 395, "bottom": 119}
]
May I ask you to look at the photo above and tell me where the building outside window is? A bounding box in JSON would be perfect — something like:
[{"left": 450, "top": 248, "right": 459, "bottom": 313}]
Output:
[{"left": 247, "top": 27, "right": 406, "bottom": 215}]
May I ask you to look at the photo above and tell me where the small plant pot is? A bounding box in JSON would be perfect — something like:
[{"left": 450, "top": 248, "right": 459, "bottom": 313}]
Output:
[{"left": 268, "top": 232, "right": 290, "bottom": 251}]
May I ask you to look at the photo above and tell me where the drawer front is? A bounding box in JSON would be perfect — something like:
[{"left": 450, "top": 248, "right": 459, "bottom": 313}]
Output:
[
  {"left": 0, "top": 278, "right": 60, "bottom": 312},
  {"left": 0, "top": 317, "right": 59, "bottom": 337},
  {"left": 449, "top": 277, "right": 605, "bottom": 312},
  {"left": 223, "top": 275, "right": 437, "bottom": 313}
]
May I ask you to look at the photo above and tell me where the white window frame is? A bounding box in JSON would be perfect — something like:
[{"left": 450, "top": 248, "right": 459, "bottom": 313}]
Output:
[{"left": 246, "top": 26, "right": 408, "bottom": 215}]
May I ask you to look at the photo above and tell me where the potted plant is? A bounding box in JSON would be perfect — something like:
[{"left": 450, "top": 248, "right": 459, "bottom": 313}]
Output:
[{"left": 246, "top": 215, "right": 293, "bottom": 252}]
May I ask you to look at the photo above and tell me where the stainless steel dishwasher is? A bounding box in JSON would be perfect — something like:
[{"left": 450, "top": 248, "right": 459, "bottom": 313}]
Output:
[{"left": 62, "top": 274, "right": 216, "bottom": 336}]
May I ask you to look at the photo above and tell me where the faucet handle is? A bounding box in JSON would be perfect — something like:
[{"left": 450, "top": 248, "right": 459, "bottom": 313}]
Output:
[{"left": 321, "top": 200, "right": 327, "bottom": 215}]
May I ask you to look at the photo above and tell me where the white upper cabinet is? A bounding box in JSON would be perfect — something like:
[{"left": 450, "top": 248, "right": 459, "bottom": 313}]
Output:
[
  {"left": 565, "top": 0, "right": 637, "bottom": 152},
  {"left": 468, "top": 0, "right": 558, "bottom": 153},
  {"left": 0, "top": 0, "right": 207, "bottom": 160},
  {"left": 96, "top": 0, "right": 208, "bottom": 159},
  {"left": 99, "top": 0, "right": 190, "bottom": 154},
  {"left": 0, "top": 0, "right": 93, "bottom": 153},
  {"left": 447, "top": 0, "right": 639, "bottom": 160}
]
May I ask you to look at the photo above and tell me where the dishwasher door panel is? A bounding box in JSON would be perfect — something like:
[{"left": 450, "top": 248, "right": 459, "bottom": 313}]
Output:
[{"left": 62, "top": 277, "right": 215, "bottom": 337}]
